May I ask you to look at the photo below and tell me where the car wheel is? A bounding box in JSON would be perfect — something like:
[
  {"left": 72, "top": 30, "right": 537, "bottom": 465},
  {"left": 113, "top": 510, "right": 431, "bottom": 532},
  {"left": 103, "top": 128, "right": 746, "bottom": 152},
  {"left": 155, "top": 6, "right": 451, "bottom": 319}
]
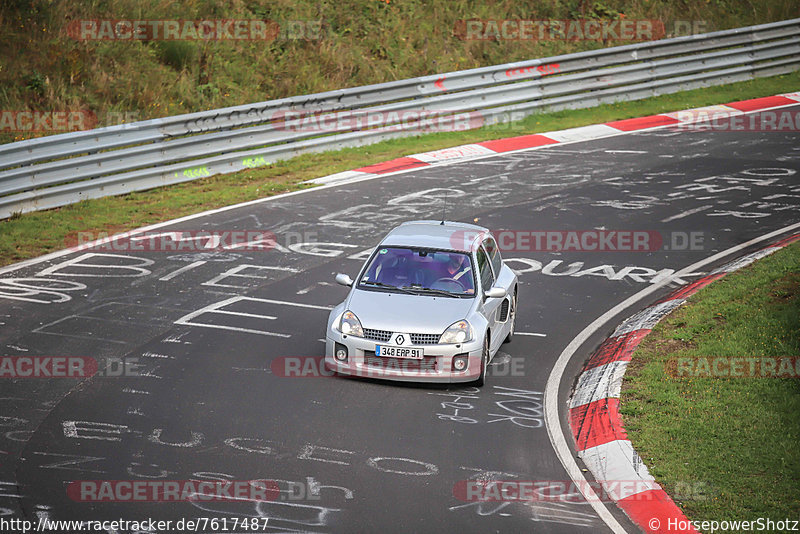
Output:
[
  {"left": 503, "top": 288, "right": 517, "bottom": 344},
  {"left": 474, "top": 334, "right": 489, "bottom": 387}
]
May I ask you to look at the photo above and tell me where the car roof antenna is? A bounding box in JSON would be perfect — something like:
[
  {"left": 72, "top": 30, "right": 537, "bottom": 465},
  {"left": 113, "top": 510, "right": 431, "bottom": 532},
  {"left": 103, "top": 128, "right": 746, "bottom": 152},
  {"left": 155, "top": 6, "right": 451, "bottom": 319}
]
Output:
[{"left": 440, "top": 190, "right": 447, "bottom": 225}]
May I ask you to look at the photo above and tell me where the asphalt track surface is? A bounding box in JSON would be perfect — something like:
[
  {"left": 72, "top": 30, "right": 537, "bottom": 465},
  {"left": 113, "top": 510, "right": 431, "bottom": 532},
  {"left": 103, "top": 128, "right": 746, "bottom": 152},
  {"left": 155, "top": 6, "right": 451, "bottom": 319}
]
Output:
[{"left": 1, "top": 106, "right": 799, "bottom": 533}]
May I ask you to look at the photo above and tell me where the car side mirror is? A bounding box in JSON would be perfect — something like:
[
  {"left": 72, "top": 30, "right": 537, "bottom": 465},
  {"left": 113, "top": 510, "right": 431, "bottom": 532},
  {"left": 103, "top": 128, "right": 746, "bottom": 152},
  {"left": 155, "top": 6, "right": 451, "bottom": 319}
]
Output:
[
  {"left": 484, "top": 286, "right": 506, "bottom": 299},
  {"left": 335, "top": 273, "right": 354, "bottom": 287}
]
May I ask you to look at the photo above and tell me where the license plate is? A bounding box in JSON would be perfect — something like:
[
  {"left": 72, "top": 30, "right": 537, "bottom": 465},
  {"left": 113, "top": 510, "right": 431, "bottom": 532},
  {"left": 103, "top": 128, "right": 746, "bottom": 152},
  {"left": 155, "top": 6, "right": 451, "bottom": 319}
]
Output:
[{"left": 375, "top": 345, "right": 423, "bottom": 359}]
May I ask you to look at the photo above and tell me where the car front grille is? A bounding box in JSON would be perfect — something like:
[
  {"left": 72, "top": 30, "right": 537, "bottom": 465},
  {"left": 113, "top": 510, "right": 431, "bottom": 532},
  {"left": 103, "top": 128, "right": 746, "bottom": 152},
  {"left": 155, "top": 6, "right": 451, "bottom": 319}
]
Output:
[
  {"left": 363, "top": 328, "right": 392, "bottom": 342},
  {"left": 364, "top": 329, "right": 441, "bottom": 345},
  {"left": 410, "top": 333, "right": 440, "bottom": 345}
]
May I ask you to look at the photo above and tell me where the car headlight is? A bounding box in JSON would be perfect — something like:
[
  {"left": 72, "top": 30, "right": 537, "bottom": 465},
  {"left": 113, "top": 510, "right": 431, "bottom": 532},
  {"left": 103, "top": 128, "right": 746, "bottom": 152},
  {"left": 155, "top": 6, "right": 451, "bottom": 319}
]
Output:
[
  {"left": 339, "top": 310, "right": 364, "bottom": 337},
  {"left": 439, "top": 320, "right": 473, "bottom": 344}
]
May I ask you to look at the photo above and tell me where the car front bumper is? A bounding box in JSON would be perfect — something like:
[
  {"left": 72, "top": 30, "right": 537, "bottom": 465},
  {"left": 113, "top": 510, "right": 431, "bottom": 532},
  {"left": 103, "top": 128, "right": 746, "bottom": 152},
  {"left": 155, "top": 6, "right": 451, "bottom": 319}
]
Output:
[{"left": 324, "top": 329, "right": 483, "bottom": 383}]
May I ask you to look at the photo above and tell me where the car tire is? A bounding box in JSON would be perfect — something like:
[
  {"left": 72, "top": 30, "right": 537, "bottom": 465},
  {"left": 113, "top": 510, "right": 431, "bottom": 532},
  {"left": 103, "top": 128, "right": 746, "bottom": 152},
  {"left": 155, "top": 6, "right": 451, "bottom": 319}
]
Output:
[
  {"left": 474, "top": 334, "right": 489, "bottom": 387},
  {"left": 503, "top": 287, "right": 517, "bottom": 344}
]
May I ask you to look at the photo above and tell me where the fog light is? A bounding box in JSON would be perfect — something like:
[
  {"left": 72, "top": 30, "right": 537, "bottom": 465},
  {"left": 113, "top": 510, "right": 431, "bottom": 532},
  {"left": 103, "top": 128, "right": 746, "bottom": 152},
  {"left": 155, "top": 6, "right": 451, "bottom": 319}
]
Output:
[
  {"left": 452, "top": 354, "right": 469, "bottom": 372},
  {"left": 334, "top": 343, "right": 348, "bottom": 362}
]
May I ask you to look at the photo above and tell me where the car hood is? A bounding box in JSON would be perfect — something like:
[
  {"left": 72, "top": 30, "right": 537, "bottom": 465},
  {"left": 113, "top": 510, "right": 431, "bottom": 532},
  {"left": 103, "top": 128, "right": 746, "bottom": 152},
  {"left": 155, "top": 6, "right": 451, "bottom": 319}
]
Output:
[{"left": 347, "top": 289, "right": 474, "bottom": 334}]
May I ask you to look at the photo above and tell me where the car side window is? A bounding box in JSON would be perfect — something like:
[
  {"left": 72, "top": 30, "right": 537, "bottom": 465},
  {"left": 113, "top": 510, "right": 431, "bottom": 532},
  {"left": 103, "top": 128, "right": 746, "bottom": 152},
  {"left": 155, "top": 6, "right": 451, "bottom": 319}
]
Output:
[
  {"left": 476, "top": 246, "right": 494, "bottom": 292},
  {"left": 483, "top": 237, "right": 502, "bottom": 277}
]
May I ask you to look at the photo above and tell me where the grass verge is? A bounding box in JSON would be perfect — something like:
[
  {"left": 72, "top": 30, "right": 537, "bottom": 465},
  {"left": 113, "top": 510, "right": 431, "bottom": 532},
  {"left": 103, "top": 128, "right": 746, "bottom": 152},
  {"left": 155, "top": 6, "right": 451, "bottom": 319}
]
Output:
[
  {"left": 4, "top": 0, "right": 798, "bottom": 144},
  {"left": 619, "top": 241, "right": 800, "bottom": 520},
  {"left": 1, "top": 70, "right": 799, "bottom": 268}
]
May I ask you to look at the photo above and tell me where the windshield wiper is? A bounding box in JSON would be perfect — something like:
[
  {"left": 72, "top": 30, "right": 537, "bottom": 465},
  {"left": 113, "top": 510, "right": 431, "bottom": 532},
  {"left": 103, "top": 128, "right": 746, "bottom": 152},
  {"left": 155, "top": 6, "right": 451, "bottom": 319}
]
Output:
[
  {"left": 401, "top": 285, "right": 462, "bottom": 298},
  {"left": 360, "top": 281, "right": 416, "bottom": 294}
]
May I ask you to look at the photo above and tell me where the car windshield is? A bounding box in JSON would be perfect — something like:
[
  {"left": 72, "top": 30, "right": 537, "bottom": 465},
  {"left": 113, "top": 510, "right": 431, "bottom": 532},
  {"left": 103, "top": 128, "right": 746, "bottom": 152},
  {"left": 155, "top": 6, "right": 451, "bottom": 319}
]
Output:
[{"left": 359, "top": 247, "right": 475, "bottom": 296}]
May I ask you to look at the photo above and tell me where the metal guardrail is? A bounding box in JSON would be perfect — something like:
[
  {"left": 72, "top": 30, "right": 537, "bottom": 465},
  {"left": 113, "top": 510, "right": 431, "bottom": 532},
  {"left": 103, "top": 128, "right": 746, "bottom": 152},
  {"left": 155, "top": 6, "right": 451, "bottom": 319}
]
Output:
[{"left": 1, "top": 18, "right": 799, "bottom": 219}]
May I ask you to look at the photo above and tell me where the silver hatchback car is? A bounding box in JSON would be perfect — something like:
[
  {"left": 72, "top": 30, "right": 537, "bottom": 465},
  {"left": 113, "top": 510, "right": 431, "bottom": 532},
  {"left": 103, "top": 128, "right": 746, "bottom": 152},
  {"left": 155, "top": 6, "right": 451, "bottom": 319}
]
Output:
[{"left": 324, "top": 220, "right": 518, "bottom": 385}]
